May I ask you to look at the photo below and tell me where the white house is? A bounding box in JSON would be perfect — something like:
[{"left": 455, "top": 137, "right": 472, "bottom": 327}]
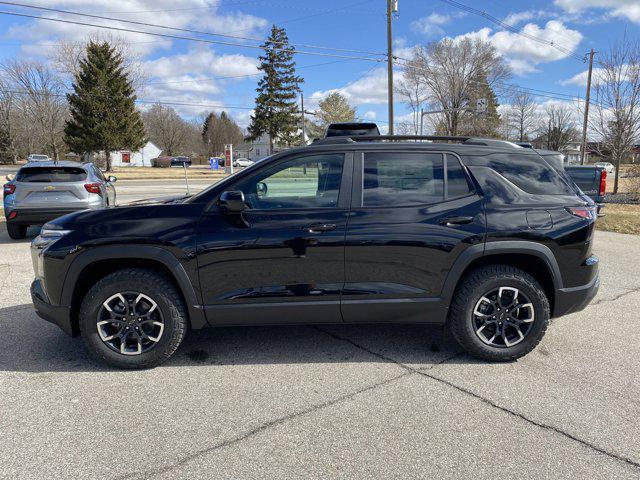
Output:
[
  {"left": 109, "top": 141, "right": 162, "bottom": 167},
  {"left": 236, "top": 130, "right": 311, "bottom": 162}
]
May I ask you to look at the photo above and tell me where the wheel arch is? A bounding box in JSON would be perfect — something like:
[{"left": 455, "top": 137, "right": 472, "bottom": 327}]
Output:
[
  {"left": 442, "top": 241, "right": 561, "bottom": 318},
  {"left": 63, "top": 246, "right": 207, "bottom": 336}
]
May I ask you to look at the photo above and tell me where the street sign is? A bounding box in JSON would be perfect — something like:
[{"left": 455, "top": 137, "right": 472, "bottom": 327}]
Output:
[
  {"left": 225, "top": 144, "right": 233, "bottom": 174},
  {"left": 476, "top": 98, "right": 488, "bottom": 114}
]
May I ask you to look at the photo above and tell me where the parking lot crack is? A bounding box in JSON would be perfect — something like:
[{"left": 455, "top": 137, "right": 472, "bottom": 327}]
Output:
[
  {"left": 115, "top": 371, "right": 411, "bottom": 480},
  {"left": 312, "top": 328, "right": 640, "bottom": 472},
  {"left": 589, "top": 286, "right": 640, "bottom": 306}
]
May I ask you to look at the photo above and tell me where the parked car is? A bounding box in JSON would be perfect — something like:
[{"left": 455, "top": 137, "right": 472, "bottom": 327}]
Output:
[
  {"left": 4, "top": 161, "right": 116, "bottom": 239},
  {"left": 171, "top": 156, "right": 191, "bottom": 167},
  {"left": 594, "top": 162, "right": 615, "bottom": 174},
  {"left": 27, "top": 154, "right": 51, "bottom": 162},
  {"left": 31, "top": 134, "right": 599, "bottom": 369},
  {"left": 233, "top": 157, "right": 254, "bottom": 168}
]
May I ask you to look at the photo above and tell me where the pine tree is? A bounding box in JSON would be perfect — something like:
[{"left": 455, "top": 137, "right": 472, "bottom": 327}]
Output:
[
  {"left": 202, "top": 111, "right": 243, "bottom": 156},
  {"left": 247, "top": 25, "right": 303, "bottom": 151},
  {"left": 64, "top": 41, "right": 146, "bottom": 171},
  {"left": 458, "top": 73, "right": 501, "bottom": 138}
]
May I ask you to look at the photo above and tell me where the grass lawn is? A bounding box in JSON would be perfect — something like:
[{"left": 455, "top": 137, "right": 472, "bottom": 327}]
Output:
[
  {"left": 110, "top": 166, "right": 229, "bottom": 181},
  {"left": 597, "top": 203, "right": 640, "bottom": 235}
]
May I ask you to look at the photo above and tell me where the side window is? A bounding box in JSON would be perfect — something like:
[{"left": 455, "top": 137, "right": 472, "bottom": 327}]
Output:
[
  {"left": 485, "top": 153, "right": 574, "bottom": 195},
  {"left": 362, "top": 152, "right": 443, "bottom": 207},
  {"left": 445, "top": 154, "right": 473, "bottom": 198},
  {"left": 234, "top": 153, "right": 344, "bottom": 210}
]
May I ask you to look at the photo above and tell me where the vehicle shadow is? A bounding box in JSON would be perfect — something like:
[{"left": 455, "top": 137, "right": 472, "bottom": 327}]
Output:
[{"left": 0, "top": 304, "right": 469, "bottom": 373}]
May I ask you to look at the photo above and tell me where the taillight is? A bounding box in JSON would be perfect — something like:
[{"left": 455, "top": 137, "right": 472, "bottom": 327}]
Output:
[
  {"left": 599, "top": 169, "right": 607, "bottom": 197},
  {"left": 566, "top": 206, "right": 596, "bottom": 220},
  {"left": 3, "top": 184, "right": 15, "bottom": 196},
  {"left": 8, "top": 211, "right": 17, "bottom": 220},
  {"left": 84, "top": 183, "right": 102, "bottom": 194}
]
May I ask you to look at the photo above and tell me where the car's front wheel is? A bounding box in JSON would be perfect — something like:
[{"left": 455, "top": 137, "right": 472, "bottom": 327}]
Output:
[
  {"left": 79, "top": 268, "right": 188, "bottom": 369},
  {"left": 449, "top": 265, "right": 550, "bottom": 362}
]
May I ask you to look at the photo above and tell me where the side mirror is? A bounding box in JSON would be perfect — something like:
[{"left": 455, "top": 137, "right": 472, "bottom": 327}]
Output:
[
  {"left": 256, "top": 181, "right": 267, "bottom": 198},
  {"left": 108, "top": 175, "right": 117, "bottom": 183},
  {"left": 218, "top": 190, "right": 246, "bottom": 212},
  {"left": 6, "top": 174, "right": 14, "bottom": 181}
]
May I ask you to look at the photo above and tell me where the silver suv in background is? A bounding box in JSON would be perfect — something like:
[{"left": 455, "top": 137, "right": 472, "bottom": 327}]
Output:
[{"left": 3, "top": 161, "right": 116, "bottom": 239}]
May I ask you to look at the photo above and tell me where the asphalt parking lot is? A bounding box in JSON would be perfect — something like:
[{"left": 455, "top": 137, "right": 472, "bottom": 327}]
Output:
[{"left": 1, "top": 227, "right": 639, "bottom": 479}]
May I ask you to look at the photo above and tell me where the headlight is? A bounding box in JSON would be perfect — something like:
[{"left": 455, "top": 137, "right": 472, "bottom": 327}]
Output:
[{"left": 32, "top": 224, "right": 72, "bottom": 250}]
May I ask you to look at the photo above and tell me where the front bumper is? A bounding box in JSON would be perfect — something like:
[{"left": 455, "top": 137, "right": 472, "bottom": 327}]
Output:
[
  {"left": 31, "top": 279, "right": 75, "bottom": 336},
  {"left": 554, "top": 273, "right": 600, "bottom": 318}
]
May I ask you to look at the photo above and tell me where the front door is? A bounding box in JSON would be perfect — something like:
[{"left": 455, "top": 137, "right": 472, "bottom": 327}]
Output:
[
  {"left": 342, "top": 150, "right": 485, "bottom": 323},
  {"left": 197, "top": 151, "right": 353, "bottom": 325}
]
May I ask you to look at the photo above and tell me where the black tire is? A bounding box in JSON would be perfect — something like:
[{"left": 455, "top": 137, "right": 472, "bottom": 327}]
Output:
[
  {"left": 79, "top": 268, "right": 188, "bottom": 369},
  {"left": 449, "top": 265, "right": 550, "bottom": 362},
  {"left": 6, "top": 223, "right": 27, "bottom": 240}
]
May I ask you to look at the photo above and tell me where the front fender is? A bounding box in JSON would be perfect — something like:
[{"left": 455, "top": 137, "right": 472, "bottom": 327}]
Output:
[{"left": 61, "top": 245, "right": 207, "bottom": 329}]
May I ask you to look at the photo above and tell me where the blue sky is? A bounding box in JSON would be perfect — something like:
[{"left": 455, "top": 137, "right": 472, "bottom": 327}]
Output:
[{"left": 0, "top": 0, "right": 638, "bottom": 130}]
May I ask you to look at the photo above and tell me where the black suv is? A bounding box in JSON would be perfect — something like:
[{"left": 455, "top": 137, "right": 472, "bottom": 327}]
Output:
[{"left": 31, "top": 135, "right": 600, "bottom": 368}]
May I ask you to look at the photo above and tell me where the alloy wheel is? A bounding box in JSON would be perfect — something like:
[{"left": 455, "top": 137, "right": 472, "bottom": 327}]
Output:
[
  {"left": 96, "top": 292, "right": 164, "bottom": 355},
  {"left": 472, "top": 286, "right": 535, "bottom": 348}
]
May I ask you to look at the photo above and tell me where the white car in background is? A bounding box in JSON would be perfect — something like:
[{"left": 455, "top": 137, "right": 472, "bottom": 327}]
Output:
[
  {"left": 27, "top": 154, "right": 50, "bottom": 162},
  {"left": 594, "top": 162, "right": 615, "bottom": 174},
  {"left": 233, "top": 157, "right": 254, "bottom": 168}
]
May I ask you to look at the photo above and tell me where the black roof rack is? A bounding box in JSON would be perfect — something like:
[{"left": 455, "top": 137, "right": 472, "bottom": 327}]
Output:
[{"left": 312, "top": 135, "right": 523, "bottom": 149}]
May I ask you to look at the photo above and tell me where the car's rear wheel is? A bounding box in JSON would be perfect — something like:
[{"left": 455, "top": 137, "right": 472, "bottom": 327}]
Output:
[
  {"left": 79, "top": 268, "right": 187, "bottom": 369},
  {"left": 449, "top": 265, "right": 550, "bottom": 362},
  {"left": 6, "top": 223, "right": 27, "bottom": 240}
]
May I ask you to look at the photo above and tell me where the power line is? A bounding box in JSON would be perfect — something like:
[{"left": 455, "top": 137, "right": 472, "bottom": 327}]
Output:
[
  {"left": 145, "top": 59, "right": 356, "bottom": 87},
  {"left": 434, "top": 0, "right": 585, "bottom": 62},
  {"left": 0, "top": 1, "right": 386, "bottom": 57}
]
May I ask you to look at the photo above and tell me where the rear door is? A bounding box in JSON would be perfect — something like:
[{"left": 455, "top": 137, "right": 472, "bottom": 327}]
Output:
[
  {"left": 14, "top": 166, "right": 89, "bottom": 208},
  {"left": 342, "top": 150, "right": 485, "bottom": 323}
]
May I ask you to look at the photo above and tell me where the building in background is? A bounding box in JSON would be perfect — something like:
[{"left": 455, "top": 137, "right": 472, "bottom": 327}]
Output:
[{"left": 109, "top": 141, "right": 162, "bottom": 167}]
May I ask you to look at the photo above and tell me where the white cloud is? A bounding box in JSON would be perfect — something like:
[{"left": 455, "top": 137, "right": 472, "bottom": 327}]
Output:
[
  {"left": 555, "top": 0, "right": 640, "bottom": 23},
  {"left": 9, "top": 1, "right": 268, "bottom": 57},
  {"left": 411, "top": 12, "right": 452, "bottom": 37},
  {"left": 503, "top": 10, "right": 548, "bottom": 26},
  {"left": 363, "top": 111, "right": 377, "bottom": 120},
  {"left": 452, "top": 21, "right": 583, "bottom": 75},
  {"left": 310, "top": 67, "right": 395, "bottom": 106}
]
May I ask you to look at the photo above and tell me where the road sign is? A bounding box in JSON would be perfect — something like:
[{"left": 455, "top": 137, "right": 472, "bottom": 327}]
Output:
[
  {"left": 476, "top": 98, "right": 488, "bottom": 114},
  {"left": 225, "top": 144, "right": 233, "bottom": 174}
]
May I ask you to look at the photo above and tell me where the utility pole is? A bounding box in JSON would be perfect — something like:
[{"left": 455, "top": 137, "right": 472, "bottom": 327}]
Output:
[
  {"left": 386, "top": 0, "right": 397, "bottom": 135},
  {"left": 580, "top": 48, "right": 596, "bottom": 165},
  {"left": 300, "top": 92, "right": 306, "bottom": 146}
]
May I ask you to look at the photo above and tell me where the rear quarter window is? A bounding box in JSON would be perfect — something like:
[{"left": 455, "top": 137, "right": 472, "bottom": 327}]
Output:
[
  {"left": 481, "top": 153, "right": 574, "bottom": 195},
  {"left": 16, "top": 167, "right": 87, "bottom": 183}
]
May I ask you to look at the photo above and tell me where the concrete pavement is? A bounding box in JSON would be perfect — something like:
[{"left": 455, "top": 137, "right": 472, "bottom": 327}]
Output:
[{"left": 0, "top": 229, "right": 639, "bottom": 479}]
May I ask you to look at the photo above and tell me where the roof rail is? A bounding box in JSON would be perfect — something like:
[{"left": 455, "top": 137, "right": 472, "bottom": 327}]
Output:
[{"left": 311, "top": 135, "right": 525, "bottom": 149}]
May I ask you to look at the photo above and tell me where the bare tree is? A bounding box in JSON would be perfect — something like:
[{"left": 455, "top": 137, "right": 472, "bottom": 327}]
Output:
[
  {"left": 406, "top": 37, "right": 511, "bottom": 136},
  {"left": 542, "top": 103, "right": 579, "bottom": 152},
  {"left": 142, "top": 104, "right": 191, "bottom": 156},
  {"left": 589, "top": 39, "right": 640, "bottom": 193},
  {"left": 509, "top": 91, "right": 538, "bottom": 141},
  {"left": 2, "top": 60, "right": 67, "bottom": 161},
  {"left": 0, "top": 80, "right": 18, "bottom": 163},
  {"left": 397, "top": 66, "right": 427, "bottom": 134}
]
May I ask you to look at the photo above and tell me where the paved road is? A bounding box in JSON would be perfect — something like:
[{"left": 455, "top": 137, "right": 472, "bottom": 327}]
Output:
[{"left": 0, "top": 229, "right": 639, "bottom": 479}]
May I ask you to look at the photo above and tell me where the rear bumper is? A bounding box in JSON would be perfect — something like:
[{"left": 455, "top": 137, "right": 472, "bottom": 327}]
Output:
[
  {"left": 554, "top": 273, "right": 600, "bottom": 318},
  {"left": 31, "top": 279, "right": 74, "bottom": 336},
  {"left": 6, "top": 207, "right": 88, "bottom": 225}
]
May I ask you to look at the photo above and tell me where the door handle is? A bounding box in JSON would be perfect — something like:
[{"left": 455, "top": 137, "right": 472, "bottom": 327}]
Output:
[
  {"left": 439, "top": 216, "right": 474, "bottom": 227},
  {"left": 303, "top": 223, "right": 337, "bottom": 233}
]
